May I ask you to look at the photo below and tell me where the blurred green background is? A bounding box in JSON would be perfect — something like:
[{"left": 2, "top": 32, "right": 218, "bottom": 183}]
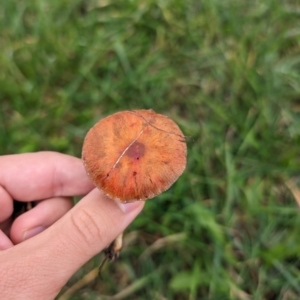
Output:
[{"left": 1, "top": 0, "right": 300, "bottom": 299}]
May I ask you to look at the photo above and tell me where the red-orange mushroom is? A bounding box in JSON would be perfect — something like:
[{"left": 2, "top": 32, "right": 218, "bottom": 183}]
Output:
[
  {"left": 82, "top": 109, "right": 187, "bottom": 271},
  {"left": 82, "top": 109, "right": 187, "bottom": 203}
]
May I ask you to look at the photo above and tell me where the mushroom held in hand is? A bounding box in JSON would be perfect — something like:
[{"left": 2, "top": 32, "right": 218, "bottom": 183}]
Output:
[{"left": 82, "top": 109, "right": 187, "bottom": 271}]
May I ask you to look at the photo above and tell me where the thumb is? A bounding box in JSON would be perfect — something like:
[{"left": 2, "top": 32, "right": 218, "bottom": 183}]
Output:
[
  {"left": 48, "top": 188, "right": 144, "bottom": 279},
  {"left": 0, "top": 189, "right": 144, "bottom": 300}
]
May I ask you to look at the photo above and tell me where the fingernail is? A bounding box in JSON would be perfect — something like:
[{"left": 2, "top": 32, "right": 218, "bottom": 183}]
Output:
[
  {"left": 117, "top": 201, "right": 143, "bottom": 213},
  {"left": 23, "top": 226, "right": 46, "bottom": 241}
]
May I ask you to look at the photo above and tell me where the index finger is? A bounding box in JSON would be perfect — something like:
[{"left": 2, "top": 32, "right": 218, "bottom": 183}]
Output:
[{"left": 0, "top": 152, "right": 95, "bottom": 201}]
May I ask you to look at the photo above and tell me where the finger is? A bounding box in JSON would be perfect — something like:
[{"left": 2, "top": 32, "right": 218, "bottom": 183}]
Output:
[
  {"left": 0, "top": 185, "right": 13, "bottom": 222},
  {"left": 0, "top": 230, "right": 13, "bottom": 250},
  {"left": 0, "top": 219, "right": 12, "bottom": 235},
  {"left": 45, "top": 189, "right": 144, "bottom": 275},
  {"left": 0, "top": 152, "right": 95, "bottom": 201},
  {"left": 0, "top": 189, "right": 144, "bottom": 299},
  {"left": 10, "top": 196, "right": 73, "bottom": 244}
]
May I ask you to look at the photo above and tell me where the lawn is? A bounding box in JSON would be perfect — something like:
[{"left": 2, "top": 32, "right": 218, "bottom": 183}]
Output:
[{"left": 1, "top": 0, "right": 300, "bottom": 299}]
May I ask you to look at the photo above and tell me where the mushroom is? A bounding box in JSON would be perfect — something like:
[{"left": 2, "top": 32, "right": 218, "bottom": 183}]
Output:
[{"left": 82, "top": 109, "right": 187, "bottom": 271}]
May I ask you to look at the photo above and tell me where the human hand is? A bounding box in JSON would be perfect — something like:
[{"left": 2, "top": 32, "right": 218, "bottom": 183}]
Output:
[{"left": 0, "top": 152, "right": 144, "bottom": 299}]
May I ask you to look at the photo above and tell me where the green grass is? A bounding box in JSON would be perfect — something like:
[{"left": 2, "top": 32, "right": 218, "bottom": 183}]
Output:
[{"left": 1, "top": 0, "right": 300, "bottom": 299}]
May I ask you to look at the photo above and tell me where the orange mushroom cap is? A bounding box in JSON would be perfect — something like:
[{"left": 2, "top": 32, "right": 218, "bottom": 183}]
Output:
[{"left": 82, "top": 109, "right": 187, "bottom": 203}]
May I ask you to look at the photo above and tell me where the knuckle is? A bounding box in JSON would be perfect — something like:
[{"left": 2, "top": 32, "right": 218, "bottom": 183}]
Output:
[{"left": 70, "top": 208, "right": 103, "bottom": 249}]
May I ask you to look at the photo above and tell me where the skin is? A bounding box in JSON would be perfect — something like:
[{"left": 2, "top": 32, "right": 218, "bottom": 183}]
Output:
[{"left": 0, "top": 152, "right": 144, "bottom": 300}]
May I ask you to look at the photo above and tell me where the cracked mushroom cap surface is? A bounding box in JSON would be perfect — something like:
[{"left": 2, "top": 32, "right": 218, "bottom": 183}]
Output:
[{"left": 82, "top": 109, "right": 187, "bottom": 203}]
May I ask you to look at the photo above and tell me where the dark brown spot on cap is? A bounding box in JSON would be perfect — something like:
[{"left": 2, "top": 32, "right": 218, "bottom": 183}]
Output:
[{"left": 126, "top": 141, "right": 145, "bottom": 160}]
